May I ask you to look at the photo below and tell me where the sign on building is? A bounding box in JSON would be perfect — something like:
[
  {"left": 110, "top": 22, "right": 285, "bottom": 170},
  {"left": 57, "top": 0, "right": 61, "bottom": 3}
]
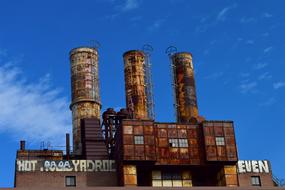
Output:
[
  {"left": 237, "top": 160, "right": 270, "bottom": 173},
  {"left": 16, "top": 160, "right": 116, "bottom": 172}
]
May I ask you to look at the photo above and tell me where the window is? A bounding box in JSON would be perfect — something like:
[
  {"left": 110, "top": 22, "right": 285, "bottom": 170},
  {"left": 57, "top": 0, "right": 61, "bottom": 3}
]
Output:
[
  {"left": 215, "top": 137, "right": 225, "bottom": 146},
  {"left": 134, "top": 136, "right": 144, "bottom": 144},
  {"left": 178, "top": 139, "right": 188, "bottom": 147},
  {"left": 169, "top": 138, "right": 188, "bottom": 147},
  {"left": 152, "top": 171, "right": 192, "bottom": 187},
  {"left": 65, "top": 176, "right": 76, "bottom": 187},
  {"left": 169, "top": 139, "right": 179, "bottom": 147},
  {"left": 251, "top": 176, "right": 261, "bottom": 186}
]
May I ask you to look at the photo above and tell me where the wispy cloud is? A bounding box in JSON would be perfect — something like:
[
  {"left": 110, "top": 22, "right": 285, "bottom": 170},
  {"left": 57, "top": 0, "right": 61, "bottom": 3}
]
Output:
[
  {"left": 121, "top": 0, "right": 139, "bottom": 11},
  {"left": 0, "top": 63, "right": 71, "bottom": 146},
  {"left": 253, "top": 62, "right": 268, "bottom": 70},
  {"left": 261, "top": 32, "right": 269, "bottom": 37},
  {"left": 239, "top": 81, "right": 257, "bottom": 94},
  {"left": 273, "top": 82, "right": 285, "bottom": 90},
  {"left": 259, "top": 97, "right": 276, "bottom": 107},
  {"left": 246, "top": 40, "right": 255, "bottom": 45},
  {"left": 216, "top": 4, "right": 237, "bottom": 21},
  {"left": 258, "top": 72, "right": 272, "bottom": 80},
  {"left": 147, "top": 19, "right": 166, "bottom": 32},
  {"left": 100, "top": 0, "right": 140, "bottom": 20},
  {"left": 130, "top": 16, "right": 142, "bottom": 22},
  {"left": 204, "top": 72, "right": 223, "bottom": 80},
  {"left": 262, "top": 12, "right": 273, "bottom": 18},
  {"left": 240, "top": 72, "right": 251, "bottom": 78},
  {"left": 264, "top": 46, "right": 273, "bottom": 53},
  {"left": 240, "top": 17, "right": 256, "bottom": 23},
  {"left": 195, "top": 4, "right": 237, "bottom": 33}
]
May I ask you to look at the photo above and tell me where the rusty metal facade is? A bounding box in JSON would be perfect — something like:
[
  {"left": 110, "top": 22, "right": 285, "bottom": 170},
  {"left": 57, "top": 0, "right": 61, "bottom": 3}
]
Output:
[
  {"left": 70, "top": 47, "right": 101, "bottom": 156},
  {"left": 123, "top": 50, "right": 148, "bottom": 120},
  {"left": 171, "top": 52, "right": 199, "bottom": 123},
  {"left": 111, "top": 119, "right": 239, "bottom": 186}
]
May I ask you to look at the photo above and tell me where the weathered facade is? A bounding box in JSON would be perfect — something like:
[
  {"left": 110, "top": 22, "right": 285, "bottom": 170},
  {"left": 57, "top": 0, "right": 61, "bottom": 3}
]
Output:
[{"left": 12, "top": 47, "right": 278, "bottom": 188}]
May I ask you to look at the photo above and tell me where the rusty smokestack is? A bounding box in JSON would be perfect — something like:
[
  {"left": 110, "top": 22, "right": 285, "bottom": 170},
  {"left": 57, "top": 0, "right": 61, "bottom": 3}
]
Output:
[
  {"left": 123, "top": 50, "right": 148, "bottom": 120},
  {"left": 171, "top": 52, "right": 199, "bottom": 123},
  {"left": 69, "top": 47, "right": 101, "bottom": 155}
]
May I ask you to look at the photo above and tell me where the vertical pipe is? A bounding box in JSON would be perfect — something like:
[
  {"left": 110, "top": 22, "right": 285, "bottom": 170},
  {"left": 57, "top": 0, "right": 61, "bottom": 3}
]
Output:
[
  {"left": 123, "top": 50, "right": 148, "bottom": 120},
  {"left": 171, "top": 52, "right": 199, "bottom": 123},
  {"left": 20, "top": 140, "right": 25, "bottom": 151},
  {"left": 66, "top": 133, "right": 70, "bottom": 160},
  {"left": 70, "top": 47, "right": 101, "bottom": 156}
]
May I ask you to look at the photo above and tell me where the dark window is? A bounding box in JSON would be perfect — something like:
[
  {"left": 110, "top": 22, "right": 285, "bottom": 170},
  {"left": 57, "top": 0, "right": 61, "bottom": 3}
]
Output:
[
  {"left": 134, "top": 136, "right": 144, "bottom": 144},
  {"left": 215, "top": 137, "right": 225, "bottom": 146},
  {"left": 251, "top": 176, "right": 261, "bottom": 186},
  {"left": 65, "top": 176, "right": 76, "bottom": 187},
  {"left": 169, "top": 139, "right": 179, "bottom": 147}
]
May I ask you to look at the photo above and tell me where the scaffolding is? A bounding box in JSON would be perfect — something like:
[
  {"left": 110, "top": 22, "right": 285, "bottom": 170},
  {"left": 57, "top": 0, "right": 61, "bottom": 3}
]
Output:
[
  {"left": 165, "top": 46, "right": 179, "bottom": 122},
  {"left": 142, "top": 44, "right": 155, "bottom": 120}
]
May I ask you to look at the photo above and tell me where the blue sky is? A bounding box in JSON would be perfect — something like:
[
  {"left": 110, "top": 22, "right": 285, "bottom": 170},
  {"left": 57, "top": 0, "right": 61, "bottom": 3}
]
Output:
[{"left": 0, "top": 0, "right": 284, "bottom": 187}]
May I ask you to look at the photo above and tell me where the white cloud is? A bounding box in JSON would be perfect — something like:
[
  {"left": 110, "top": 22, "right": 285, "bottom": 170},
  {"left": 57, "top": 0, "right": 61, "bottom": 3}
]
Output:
[
  {"left": 239, "top": 81, "right": 257, "bottom": 94},
  {"left": 0, "top": 64, "right": 71, "bottom": 146},
  {"left": 264, "top": 46, "right": 273, "bottom": 53},
  {"left": 259, "top": 97, "right": 276, "bottom": 107},
  {"left": 147, "top": 19, "right": 166, "bottom": 32},
  {"left": 217, "top": 4, "right": 237, "bottom": 21},
  {"left": 263, "top": 12, "right": 273, "bottom": 18},
  {"left": 205, "top": 72, "right": 223, "bottom": 80},
  {"left": 246, "top": 40, "right": 255, "bottom": 45},
  {"left": 261, "top": 32, "right": 269, "bottom": 37},
  {"left": 258, "top": 72, "right": 272, "bottom": 80},
  {"left": 121, "top": 0, "right": 139, "bottom": 11},
  {"left": 240, "top": 73, "right": 250, "bottom": 78},
  {"left": 254, "top": 62, "right": 268, "bottom": 70},
  {"left": 240, "top": 17, "right": 256, "bottom": 23},
  {"left": 273, "top": 82, "right": 285, "bottom": 90}
]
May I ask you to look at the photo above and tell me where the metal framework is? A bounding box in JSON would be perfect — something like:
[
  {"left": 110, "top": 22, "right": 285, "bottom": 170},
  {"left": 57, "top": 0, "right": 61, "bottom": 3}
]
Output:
[
  {"left": 142, "top": 44, "right": 155, "bottom": 120},
  {"left": 165, "top": 46, "right": 178, "bottom": 121}
]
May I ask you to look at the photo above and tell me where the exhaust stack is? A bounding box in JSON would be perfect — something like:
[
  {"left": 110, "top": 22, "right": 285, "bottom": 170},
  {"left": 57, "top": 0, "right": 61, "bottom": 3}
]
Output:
[
  {"left": 123, "top": 50, "right": 149, "bottom": 120},
  {"left": 171, "top": 52, "right": 199, "bottom": 123},
  {"left": 69, "top": 47, "right": 101, "bottom": 155}
]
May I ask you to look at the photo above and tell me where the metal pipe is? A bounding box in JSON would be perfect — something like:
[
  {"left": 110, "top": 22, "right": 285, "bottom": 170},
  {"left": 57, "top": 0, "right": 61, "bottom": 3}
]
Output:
[
  {"left": 20, "top": 140, "right": 25, "bottom": 151},
  {"left": 66, "top": 133, "right": 70, "bottom": 160}
]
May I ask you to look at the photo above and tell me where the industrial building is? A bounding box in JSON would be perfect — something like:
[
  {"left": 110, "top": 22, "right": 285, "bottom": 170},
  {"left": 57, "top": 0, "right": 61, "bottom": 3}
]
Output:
[{"left": 13, "top": 46, "right": 280, "bottom": 189}]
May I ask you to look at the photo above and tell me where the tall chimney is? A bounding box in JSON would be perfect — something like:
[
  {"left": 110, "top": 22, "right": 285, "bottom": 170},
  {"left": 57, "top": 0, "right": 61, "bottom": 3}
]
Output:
[
  {"left": 123, "top": 50, "right": 148, "bottom": 120},
  {"left": 171, "top": 52, "right": 199, "bottom": 123},
  {"left": 69, "top": 47, "right": 101, "bottom": 155}
]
